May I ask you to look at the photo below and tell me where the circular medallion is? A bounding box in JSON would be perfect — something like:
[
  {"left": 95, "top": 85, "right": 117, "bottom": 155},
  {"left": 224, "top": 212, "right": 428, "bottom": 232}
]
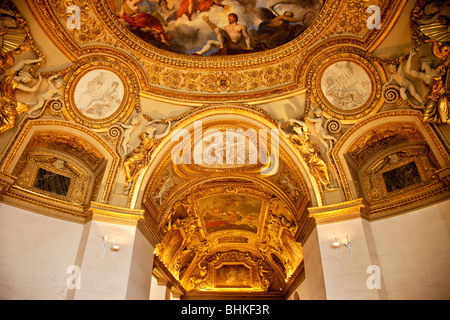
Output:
[
  {"left": 320, "top": 61, "right": 372, "bottom": 111},
  {"left": 74, "top": 69, "right": 124, "bottom": 120},
  {"left": 311, "top": 53, "right": 382, "bottom": 121},
  {"left": 64, "top": 60, "right": 137, "bottom": 129}
]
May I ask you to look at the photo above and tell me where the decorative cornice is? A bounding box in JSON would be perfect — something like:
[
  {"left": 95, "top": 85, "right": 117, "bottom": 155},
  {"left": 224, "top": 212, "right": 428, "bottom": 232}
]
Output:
[
  {"left": 308, "top": 198, "right": 369, "bottom": 224},
  {"left": 24, "top": 0, "right": 406, "bottom": 102},
  {"left": 83, "top": 202, "right": 144, "bottom": 225},
  {"left": 436, "top": 166, "right": 450, "bottom": 187}
]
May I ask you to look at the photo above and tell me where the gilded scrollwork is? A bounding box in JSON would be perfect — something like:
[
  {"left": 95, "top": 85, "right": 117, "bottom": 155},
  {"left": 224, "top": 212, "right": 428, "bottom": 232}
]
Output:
[
  {"left": 4, "top": 0, "right": 449, "bottom": 300},
  {"left": 347, "top": 123, "right": 425, "bottom": 167},
  {"left": 63, "top": 58, "right": 139, "bottom": 129},
  {"left": 28, "top": 131, "right": 105, "bottom": 170},
  {"left": 141, "top": 58, "right": 297, "bottom": 94},
  {"left": 362, "top": 145, "right": 440, "bottom": 203},
  {"left": 47, "top": 0, "right": 114, "bottom": 45},
  {"left": 335, "top": 0, "right": 383, "bottom": 36},
  {"left": 309, "top": 51, "right": 383, "bottom": 122},
  {"left": 12, "top": 151, "right": 92, "bottom": 205}
]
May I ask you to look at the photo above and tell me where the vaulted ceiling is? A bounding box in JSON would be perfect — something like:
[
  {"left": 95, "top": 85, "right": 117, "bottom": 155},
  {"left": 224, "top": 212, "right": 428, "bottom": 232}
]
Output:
[{"left": 1, "top": 0, "right": 449, "bottom": 299}]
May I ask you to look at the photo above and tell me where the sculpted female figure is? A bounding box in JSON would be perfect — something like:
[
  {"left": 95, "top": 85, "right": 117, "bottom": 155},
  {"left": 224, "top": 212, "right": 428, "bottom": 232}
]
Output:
[
  {"left": 123, "top": 119, "right": 172, "bottom": 190},
  {"left": 279, "top": 119, "right": 332, "bottom": 187},
  {"left": 305, "top": 104, "right": 337, "bottom": 151}
]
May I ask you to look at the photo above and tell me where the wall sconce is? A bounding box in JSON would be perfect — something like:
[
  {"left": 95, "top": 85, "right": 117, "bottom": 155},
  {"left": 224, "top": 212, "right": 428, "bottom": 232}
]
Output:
[
  {"left": 101, "top": 234, "right": 120, "bottom": 258},
  {"left": 332, "top": 234, "right": 341, "bottom": 258},
  {"left": 101, "top": 234, "right": 108, "bottom": 258},
  {"left": 332, "top": 233, "right": 352, "bottom": 258},
  {"left": 111, "top": 234, "right": 120, "bottom": 259},
  {"left": 344, "top": 232, "right": 352, "bottom": 257}
]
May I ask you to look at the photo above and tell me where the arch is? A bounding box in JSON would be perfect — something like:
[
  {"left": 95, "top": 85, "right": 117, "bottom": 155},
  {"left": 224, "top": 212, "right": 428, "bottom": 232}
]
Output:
[
  {"left": 0, "top": 119, "right": 120, "bottom": 204},
  {"left": 331, "top": 110, "right": 450, "bottom": 202},
  {"left": 129, "top": 105, "right": 327, "bottom": 212}
]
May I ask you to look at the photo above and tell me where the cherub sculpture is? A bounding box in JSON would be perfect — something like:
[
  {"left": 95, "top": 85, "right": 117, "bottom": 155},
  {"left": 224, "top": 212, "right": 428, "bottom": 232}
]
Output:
[
  {"left": 305, "top": 104, "right": 337, "bottom": 152},
  {"left": 1, "top": 57, "right": 43, "bottom": 134}
]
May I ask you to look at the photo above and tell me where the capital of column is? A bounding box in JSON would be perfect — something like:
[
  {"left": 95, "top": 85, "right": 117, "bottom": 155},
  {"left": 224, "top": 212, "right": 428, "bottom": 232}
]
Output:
[{"left": 308, "top": 198, "right": 369, "bottom": 225}]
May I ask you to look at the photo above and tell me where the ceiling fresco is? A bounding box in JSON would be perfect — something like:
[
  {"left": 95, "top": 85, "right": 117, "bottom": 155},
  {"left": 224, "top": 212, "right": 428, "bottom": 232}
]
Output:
[
  {"left": 197, "top": 194, "right": 262, "bottom": 233},
  {"left": 106, "top": 0, "right": 324, "bottom": 56}
]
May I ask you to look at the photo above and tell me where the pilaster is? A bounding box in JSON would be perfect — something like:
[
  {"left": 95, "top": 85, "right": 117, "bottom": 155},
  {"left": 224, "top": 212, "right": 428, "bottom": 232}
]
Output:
[{"left": 308, "top": 199, "right": 388, "bottom": 299}]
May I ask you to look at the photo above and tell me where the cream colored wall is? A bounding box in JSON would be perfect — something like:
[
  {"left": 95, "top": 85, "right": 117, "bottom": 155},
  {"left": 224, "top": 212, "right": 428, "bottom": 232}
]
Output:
[
  {"left": 126, "top": 227, "right": 155, "bottom": 300},
  {"left": 295, "top": 227, "right": 327, "bottom": 300},
  {"left": 71, "top": 220, "right": 139, "bottom": 300},
  {"left": 371, "top": 199, "right": 450, "bottom": 299},
  {"left": 2, "top": 199, "right": 449, "bottom": 300},
  {"left": 316, "top": 218, "right": 385, "bottom": 300},
  {"left": 0, "top": 203, "right": 84, "bottom": 299},
  {"left": 0, "top": 203, "right": 155, "bottom": 300},
  {"left": 294, "top": 199, "right": 450, "bottom": 300}
]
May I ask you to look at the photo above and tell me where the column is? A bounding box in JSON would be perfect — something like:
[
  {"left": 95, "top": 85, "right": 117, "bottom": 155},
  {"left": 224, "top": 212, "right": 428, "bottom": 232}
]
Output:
[
  {"left": 298, "top": 226, "right": 328, "bottom": 300},
  {"left": 308, "top": 199, "right": 388, "bottom": 300},
  {"left": 67, "top": 203, "right": 154, "bottom": 300},
  {"left": 149, "top": 277, "right": 171, "bottom": 300}
]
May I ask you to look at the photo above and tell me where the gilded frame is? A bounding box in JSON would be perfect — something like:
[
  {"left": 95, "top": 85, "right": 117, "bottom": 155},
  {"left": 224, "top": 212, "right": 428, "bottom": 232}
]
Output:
[
  {"left": 311, "top": 52, "right": 383, "bottom": 121},
  {"left": 63, "top": 60, "right": 135, "bottom": 130}
]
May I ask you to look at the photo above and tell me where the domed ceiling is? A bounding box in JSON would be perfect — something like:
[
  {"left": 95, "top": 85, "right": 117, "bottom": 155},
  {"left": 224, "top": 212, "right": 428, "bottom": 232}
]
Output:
[
  {"left": 106, "top": 0, "right": 324, "bottom": 56},
  {"left": 24, "top": 0, "right": 358, "bottom": 103},
  {"left": 2, "top": 0, "right": 450, "bottom": 299}
]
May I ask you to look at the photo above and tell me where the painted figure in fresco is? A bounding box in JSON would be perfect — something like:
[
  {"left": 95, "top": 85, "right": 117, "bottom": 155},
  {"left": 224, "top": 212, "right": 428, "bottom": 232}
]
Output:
[
  {"left": 153, "top": 0, "right": 177, "bottom": 26},
  {"left": 257, "top": 11, "right": 305, "bottom": 36},
  {"left": 192, "top": 13, "right": 252, "bottom": 55},
  {"left": 118, "top": 0, "right": 169, "bottom": 46},
  {"left": 0, "top": 57, "right": 43, "bottom": 135},
  {"left": 176, "top": 0, "right": 226, "bottom": 21},
  {"left": 109, "top": 0, "right": 324, "bottom": 55}
]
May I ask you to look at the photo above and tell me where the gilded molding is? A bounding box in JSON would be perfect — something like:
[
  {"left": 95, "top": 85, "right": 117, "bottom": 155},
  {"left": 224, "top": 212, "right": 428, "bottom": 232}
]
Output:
[
  {"left": 308, "top": 198, "right": 369, "bottom": 224},
  {"left": 83, "top": 201, "right": 145, "bottom": 225},
  {"left": 24, "top": 0, "right": 410, "bottom": 102},
  {"left": 62, "top": 58, "right": 139, "bottom": 130},
  {"left": 0, "top": 119, "right": 120, "bottom": 205},
  {"left": 330, "top": 110, "right": 449, "bottom": 201}
]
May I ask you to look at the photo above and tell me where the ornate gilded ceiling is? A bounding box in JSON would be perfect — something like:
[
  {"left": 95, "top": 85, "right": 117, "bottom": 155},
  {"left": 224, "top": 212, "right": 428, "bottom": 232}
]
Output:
[
  {"left": 1, "top": 0, "right": 450, "bottom": 299},
  {"left": 24, "top": 0, "right": 408, "bottom": 103}
]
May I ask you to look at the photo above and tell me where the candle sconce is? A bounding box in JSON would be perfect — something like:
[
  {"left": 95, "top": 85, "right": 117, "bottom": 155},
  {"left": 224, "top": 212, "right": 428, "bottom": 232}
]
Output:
[
  {"left": 101, "top": 234, "right": 120, "bottom": 258},
  {"left": 332, "top": 234, "right": 341, "bottom": 258},
  {"left": 332, "top": 232, "right": 352, "bottom": 258},
  {"left": 101, "top": 234, "right": 108, "bottom": 258},
  {"left": 111, "top": 234, "right": 120, "bottom": 259},
  {"left": 344, "top": 232, "right": 352, "bottom": 257}
]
